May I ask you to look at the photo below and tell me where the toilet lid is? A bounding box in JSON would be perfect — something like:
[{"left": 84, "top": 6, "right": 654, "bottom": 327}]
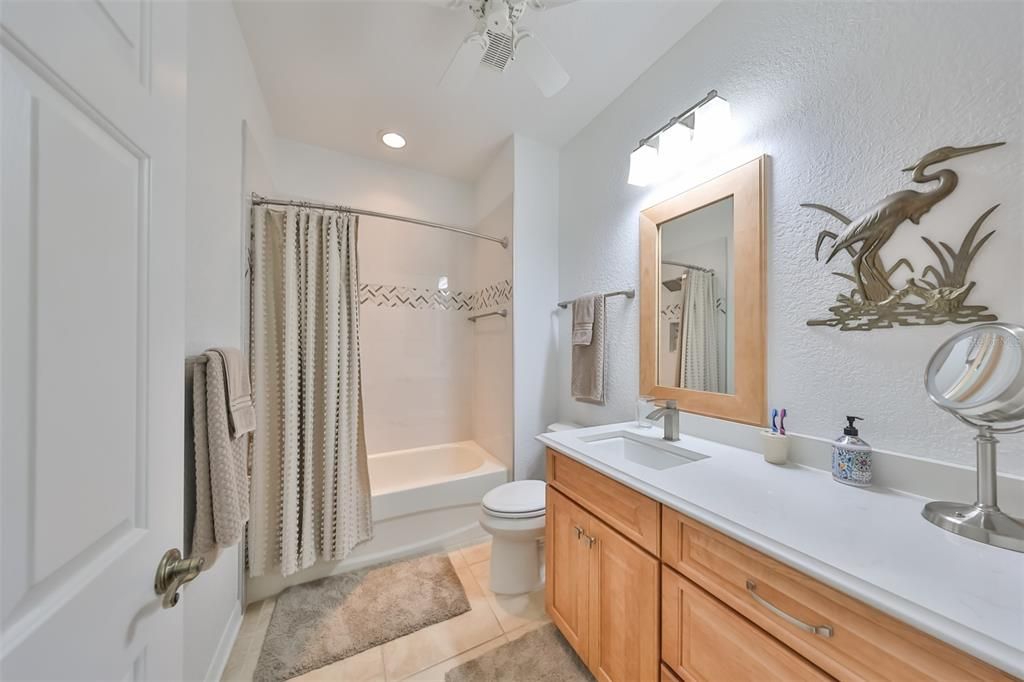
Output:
[{"left": 482, "top": 480, "right": 546, "bottom": 518}]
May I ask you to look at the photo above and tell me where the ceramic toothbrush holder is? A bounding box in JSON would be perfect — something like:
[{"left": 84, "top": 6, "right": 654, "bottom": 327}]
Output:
[{"left": 760, "top": 431, "right": 789, "bottom": 465}]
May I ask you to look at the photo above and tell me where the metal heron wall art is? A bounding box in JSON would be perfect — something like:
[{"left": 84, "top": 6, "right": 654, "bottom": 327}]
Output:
[{"left": 804, "top": 142, "right": 1004, "bottom": 331}]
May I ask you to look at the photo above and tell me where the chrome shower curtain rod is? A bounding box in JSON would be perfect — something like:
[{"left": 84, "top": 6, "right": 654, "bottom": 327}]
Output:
[
  {"left": 662, "top": 259, "right": 715, "bottom": 274},
  {"left": 251, "top": 193, "right": 508, "bottom": 248}
]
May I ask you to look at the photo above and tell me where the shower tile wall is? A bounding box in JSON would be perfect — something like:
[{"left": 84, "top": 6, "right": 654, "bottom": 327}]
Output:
[
  {"left": 359, "top": 217, "right": 477, "bottom": 453},
  {"left": 358, "top": 205, "right": 513, "bottom": 468}
]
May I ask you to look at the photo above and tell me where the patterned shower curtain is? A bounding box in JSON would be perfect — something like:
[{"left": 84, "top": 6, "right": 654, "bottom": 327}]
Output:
[
  {"left": 676, "top": 269, "right": 721, "bottom": 393},
  {"left": 249, "top": 206, "right": 373, "bottom": 577}
]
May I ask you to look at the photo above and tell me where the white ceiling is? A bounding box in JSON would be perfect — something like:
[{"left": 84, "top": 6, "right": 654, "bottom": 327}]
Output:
[{"left": 233, "top": 0, "right": 718, "bottom": 181}]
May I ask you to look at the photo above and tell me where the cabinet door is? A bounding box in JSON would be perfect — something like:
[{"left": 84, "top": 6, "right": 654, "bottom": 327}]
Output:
[
  {"left": 662, "top": 567, "right": 830, "bottom": 682},
  {"left": 587, "top": 516, "right": 660, "bottom": 682},
  {"left": 546, "top": 486, "right": 591, "bottom": 657}
]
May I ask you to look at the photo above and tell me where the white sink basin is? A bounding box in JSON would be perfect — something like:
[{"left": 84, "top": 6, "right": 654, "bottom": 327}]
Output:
[{"left": 579, "top": 432, "right": 707, "bottom": 471}]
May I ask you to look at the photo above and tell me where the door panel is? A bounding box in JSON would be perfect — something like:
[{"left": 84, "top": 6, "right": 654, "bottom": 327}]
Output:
[
  {"left": 545, "top": 487, "right": 590, "bottom": 658},
  {"left": 1, "top": 0, "right": 186, "bottom": 678},
  {"left": 587, "top": 516, "right": 659, "bottom": 682}
]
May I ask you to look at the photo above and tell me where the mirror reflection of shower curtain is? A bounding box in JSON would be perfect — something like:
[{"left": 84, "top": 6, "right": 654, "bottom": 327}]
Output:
[{"left": 676, "top": 269, "right": 721, "bottom": 392}]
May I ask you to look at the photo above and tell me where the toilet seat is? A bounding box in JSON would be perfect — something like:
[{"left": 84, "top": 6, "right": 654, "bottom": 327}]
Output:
[{"left": 482, "top": 480, "right": 546, "bottom": 520}]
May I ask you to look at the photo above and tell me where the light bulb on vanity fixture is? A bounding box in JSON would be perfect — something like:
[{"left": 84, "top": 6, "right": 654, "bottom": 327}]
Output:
[
  {"left": 628, "top": 142, "right": 660, "bottom": 187},
  {"left": 693, "top": 95, "right": 733, "bottom": 149},
  {"left": 627, "top": 90, "right": 731, "bottom": 187},
  {"left": 656, "top": 120, "right": 694, "bottom": 178}
]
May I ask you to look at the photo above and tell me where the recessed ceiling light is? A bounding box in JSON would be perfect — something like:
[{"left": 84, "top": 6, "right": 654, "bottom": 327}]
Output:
[{"left": 381, "top": 132, "right": 406, "bottom": 149}]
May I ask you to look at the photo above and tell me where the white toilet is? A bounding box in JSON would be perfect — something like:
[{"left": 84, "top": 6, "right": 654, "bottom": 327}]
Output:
[{"left": 479, "top": 422, "right": 580, "bottom": 595}]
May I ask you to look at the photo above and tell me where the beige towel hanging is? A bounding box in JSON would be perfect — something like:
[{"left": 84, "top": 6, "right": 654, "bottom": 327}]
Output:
[
  {"left": 572, "top": 294, "right": 597, "bottom": 346},
  {"left": 191, "top": 351, "right": 250, "bottom": 567},
  {"left": 571, "top": 295, "right": 606, "bottom": 403},
  {"left": 213, "top": 347, "right": 256, "bottom": 437}
]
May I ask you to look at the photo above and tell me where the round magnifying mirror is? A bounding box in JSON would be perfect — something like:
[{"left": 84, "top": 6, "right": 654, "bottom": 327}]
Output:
[
  {"left": 926, "top": 323, "right": 1024, "bottom": 423},
  {"left": 922, "top": 323, "right": 1024, "bottom": 552}
]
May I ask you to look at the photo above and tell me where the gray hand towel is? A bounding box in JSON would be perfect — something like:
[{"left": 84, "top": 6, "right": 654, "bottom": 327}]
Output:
[
  {"left": 571, "top": 295, "right": 606, "bottom": 403},
  {"left": 572, "top": 294, "right": 598, "bottom": 346},
  {"left": 213, "top": 347, "right": 256, "bottom": 438}
]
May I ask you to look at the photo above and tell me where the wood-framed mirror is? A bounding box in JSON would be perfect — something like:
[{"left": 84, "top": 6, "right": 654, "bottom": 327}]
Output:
[{"left": 639, "top": 156, "right": 767, "bottom": 426}]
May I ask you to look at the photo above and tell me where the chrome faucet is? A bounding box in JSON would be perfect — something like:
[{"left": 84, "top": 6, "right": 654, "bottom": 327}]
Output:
[{"left": 646, "top": 399, "right": 681, "bottom": 441}]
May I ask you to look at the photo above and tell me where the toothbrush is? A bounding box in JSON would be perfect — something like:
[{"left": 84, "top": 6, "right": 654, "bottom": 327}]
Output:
[
  {"left": 779, "top": 408, "right": 787, "bottom": 436},
  {"left": 770, "top": 408, "right": 778, "bottom": 434}
]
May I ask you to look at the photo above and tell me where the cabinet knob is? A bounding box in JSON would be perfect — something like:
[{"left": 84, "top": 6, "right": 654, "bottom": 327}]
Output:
[
  {"left": 584, "top": 534, "right": 597, "bottom": 548},
  {"left": 573, "top": 525, "right": 584, "bottom": 540}
]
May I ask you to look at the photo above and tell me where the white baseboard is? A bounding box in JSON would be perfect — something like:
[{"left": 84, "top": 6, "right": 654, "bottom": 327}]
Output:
[{"left": 204, "top": 601, "right": 243, "bottom": 682}]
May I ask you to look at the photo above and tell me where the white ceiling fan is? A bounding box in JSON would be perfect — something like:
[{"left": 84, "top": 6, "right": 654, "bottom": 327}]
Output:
[{"left": 440, "top": 0, "right": 575, "bottom": 97}]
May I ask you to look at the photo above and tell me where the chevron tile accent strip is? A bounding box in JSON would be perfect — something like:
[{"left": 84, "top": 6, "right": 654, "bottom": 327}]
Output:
[
  {"left": 360, "top": 279, "right": 511, "bottom": 312},
  {"left": 473, "top": 280, "right": 512, "bottom": 310}
]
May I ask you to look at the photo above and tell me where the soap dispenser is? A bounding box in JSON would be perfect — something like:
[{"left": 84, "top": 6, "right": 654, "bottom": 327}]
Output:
[{"left": 831, "top": 416, "right": 872, "bottom": 487}]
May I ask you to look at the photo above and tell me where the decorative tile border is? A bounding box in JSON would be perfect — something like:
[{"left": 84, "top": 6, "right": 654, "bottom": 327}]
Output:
[
  {"left": 474, "top": 279, "right": 512, "bottom": 310},
  {"left": 359, "top": 278, "right": 511, "bottom": 312}
]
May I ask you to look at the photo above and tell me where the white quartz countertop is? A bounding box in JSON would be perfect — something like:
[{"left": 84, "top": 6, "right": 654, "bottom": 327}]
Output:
[{"left": 537, "top": 423, "right": 1024, "bottom": 677}]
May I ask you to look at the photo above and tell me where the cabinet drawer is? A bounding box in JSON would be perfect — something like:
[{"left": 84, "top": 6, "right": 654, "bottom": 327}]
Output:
[
  {"left": 662, "top": 567, "right": 830, "bottom": 682},
  {"left": 547, "top": 449, "right": 660, "bottom": 554},
  {"left": 661, "top": 508, "right": 1013, "bottom": 681}
]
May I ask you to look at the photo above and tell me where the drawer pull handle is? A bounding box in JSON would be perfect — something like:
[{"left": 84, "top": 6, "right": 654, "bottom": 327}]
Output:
[
  {"left": 746, "top": 580, "right": 833, "bottom": 638},
  {"left": 573, "top": 525, "right": 584, "bottom": 540}
]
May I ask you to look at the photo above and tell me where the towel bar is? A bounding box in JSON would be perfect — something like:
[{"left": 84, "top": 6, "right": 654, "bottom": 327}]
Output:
[{"left": 557, "top": 289, "right": 635, "bottom": 309}]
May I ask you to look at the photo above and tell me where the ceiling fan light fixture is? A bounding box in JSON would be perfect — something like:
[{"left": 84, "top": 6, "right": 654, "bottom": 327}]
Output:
[
  {"left": 380, "top": 131, "right": 407, "bottom": 149},
  {"left": 484, "top": 0, "right": 512, "bottom": 33},
  {"left": 514, "top": 31, "right": 570, "bottom": 97}
]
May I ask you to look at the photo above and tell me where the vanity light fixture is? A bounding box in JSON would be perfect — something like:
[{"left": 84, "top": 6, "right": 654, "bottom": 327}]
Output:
[
  {"left": 627, "top": 142, "right": 660, "bottom": 187},
  {"left": 627, "top": 90, "right": 731, "bottom": 187},
  {"left": 656, "top": 121, "right": 694, "bottom": 179},
  {"left": 693, "top": 95, "right": 732, "bottom": 148},
  {"left": 380, "top": 131, "right": 407, "bottom": 149}
]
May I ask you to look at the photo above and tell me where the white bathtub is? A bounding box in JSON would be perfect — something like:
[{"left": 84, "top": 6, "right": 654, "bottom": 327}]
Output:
[{"left": 247, "top": 440, "right": 508, "bottom": 603}]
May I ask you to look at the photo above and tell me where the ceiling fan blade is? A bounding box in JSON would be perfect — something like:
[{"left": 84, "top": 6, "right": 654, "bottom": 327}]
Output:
[
  {"left": 514, "top": 32, "right": 569, "bottom": 97},
  {"left": 439, "top": 32, "right": 488, "bottom": 92}
]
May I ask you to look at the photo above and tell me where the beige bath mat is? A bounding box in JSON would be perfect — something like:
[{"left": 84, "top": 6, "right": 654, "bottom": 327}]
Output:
[
  {"left": 445, "top": 624, "right": 594, "bottom": 682},
  {"left": 254, "top": 553, "right": 470, "bottom": 682}
]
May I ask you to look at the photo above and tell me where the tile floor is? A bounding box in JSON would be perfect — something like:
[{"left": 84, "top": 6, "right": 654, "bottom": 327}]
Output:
[{"left": 221, "top": 540, "right": 549, "bottom": 681}]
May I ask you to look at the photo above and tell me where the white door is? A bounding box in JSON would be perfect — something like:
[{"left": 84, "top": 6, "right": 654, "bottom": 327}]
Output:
[{"left": 1, "top": 0, "right": 188, "bottom": 679}]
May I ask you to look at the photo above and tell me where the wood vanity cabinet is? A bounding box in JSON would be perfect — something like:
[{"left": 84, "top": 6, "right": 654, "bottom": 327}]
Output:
[
  {"left": 545, "top": 448, "right": 1016, "bottom": 682},
  {"left": 546, "top": 459, "right": 660, "bottom": 682}
]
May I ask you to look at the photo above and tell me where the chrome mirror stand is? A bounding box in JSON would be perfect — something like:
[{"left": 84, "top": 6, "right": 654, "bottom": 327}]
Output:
[
  {"left": 922, "top": 322, "right": 1024, "bottom": 553},
  {"left": 922, "top": 424, "right": 1024, "bottom": 553}
]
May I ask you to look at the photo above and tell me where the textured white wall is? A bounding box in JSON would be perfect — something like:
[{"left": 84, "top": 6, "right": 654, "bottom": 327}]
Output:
[
  {"left": 558, "top": 1, "right": 1023, "bottom": 472},
  {"left": 476, "top": 138, "right": 515, "bottom": 222},
  {"left": 184, "top": 2, "right": 277, "bottom": 679},
  {"left": 514, "top": 136, "right": 562, "bottom": 479}
]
